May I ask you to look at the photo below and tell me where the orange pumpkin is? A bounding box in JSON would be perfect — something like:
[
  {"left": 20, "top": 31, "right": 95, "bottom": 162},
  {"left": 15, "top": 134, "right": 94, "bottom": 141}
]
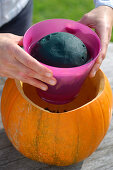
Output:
[{"left": 1, "top": 69, "right": 113, "bottom": 166}]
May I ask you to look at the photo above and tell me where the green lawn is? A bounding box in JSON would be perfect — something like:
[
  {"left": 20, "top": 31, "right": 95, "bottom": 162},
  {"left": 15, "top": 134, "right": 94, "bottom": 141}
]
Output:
[{"left": 33, "top": 0, "right": 113, "bottom": 41}]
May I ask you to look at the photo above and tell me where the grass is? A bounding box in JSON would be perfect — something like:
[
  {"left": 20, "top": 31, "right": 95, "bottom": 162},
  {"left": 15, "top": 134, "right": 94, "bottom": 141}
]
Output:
[{"left": 33, "top": 0, "right": 113, "bottom": 41}]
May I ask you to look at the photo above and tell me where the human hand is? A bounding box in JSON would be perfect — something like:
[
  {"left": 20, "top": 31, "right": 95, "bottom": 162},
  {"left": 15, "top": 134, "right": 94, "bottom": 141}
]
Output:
[
  {"left": 0, "top": 33, "right": 57, "bottom": 91},
  {"left": 79, "top": 6, "right": 113, "bottom": 77}
]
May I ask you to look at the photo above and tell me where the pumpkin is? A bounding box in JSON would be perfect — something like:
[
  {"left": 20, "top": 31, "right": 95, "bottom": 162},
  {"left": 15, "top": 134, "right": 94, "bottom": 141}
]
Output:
[
  {"left": 30, "top": 32, "right": 89, "bottom": 68},
  {"left": 1, "top": 69, "right": 113, "bottom": 166}
]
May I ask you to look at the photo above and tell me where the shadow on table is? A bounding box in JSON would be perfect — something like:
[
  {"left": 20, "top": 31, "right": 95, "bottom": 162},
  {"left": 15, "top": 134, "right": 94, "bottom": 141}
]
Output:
[{"left": 0, "top": 129, "right": 83, "bottom": 170}]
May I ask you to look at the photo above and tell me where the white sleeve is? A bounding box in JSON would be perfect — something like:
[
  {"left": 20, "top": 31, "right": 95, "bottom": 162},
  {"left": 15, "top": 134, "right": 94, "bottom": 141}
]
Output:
[{"left": 94, "top": 0, "right": 113, "bottom": 8}]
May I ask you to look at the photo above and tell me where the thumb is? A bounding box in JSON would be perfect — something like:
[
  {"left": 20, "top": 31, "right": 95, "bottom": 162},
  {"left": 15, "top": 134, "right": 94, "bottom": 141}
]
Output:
[{"left": 79, "top": 14, "right": 94, "bottom": 28}]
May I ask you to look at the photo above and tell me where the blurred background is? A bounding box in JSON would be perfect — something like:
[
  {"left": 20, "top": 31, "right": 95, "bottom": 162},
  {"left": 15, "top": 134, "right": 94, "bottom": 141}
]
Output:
[{"left": 33, "top": 0, "right": 113, "bottom": 41}]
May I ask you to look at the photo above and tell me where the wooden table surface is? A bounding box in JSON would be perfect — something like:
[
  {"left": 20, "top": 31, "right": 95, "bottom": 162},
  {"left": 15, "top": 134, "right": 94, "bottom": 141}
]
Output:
[{"left": 0, "top": 43, "right": 113, "bottom": 170}]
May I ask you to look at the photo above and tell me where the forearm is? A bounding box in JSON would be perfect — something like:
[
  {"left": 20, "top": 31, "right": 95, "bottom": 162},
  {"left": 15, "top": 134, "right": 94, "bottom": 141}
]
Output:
[{"left": 94, "top": 0, "right": 113, "bottom": 8}]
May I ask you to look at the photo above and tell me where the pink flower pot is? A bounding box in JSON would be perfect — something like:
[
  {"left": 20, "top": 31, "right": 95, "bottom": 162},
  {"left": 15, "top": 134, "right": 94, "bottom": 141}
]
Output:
[{"left": 23, "top": 19, "right": 101, "bottom": 104}]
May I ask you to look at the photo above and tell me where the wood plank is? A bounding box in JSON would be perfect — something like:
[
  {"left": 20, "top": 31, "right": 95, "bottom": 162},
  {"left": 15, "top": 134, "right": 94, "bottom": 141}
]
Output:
[
  {"left": 0, "top": 77, "right": 6, "bottom": 130},
  {"left": 0, "top": 157, "right": 83, "bottom": 170},
  {"left": 82, "top": 116, "right": 113, "bottom": 170},
  {"left": 0, "top": 129, "right": 12, "bottom": 150},
  {"left": 0, "top": 130, "right": 83, "bottom": 170},
  {"left": 0, "top": 143, "right": 24, "bottom": 166}
]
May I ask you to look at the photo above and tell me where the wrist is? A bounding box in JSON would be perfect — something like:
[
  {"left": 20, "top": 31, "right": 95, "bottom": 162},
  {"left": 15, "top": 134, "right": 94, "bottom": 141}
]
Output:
[{"left": 96, "top": 6, "right": 113, "bottom": 24}]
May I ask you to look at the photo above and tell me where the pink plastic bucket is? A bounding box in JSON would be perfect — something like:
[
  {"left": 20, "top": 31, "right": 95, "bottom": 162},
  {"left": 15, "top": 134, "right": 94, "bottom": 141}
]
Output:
[{"left": 23, "top": 19, "right": 101, "bottom": 104}]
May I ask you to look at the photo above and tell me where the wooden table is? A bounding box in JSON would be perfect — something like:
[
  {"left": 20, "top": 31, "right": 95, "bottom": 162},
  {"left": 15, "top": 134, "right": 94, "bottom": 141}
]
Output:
[{"left": 0, "top": 43, "right": 113, "bottom": 170}]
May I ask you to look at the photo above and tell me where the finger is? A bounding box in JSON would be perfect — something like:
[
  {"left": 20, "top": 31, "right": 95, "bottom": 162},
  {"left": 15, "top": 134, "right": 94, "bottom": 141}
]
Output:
[
  {"left": 14, "top": 45, "right": 53, "bottom": 78},
  {"left": 89, "top": 45, "right": 107, "bottom": 78},
  {"left": 89, "top": 61, "right": 102, "bottom": 78},
  {"left": 6, "top": 70, "right": 49, "bottom": 91},
  {"left": 5, "top": 59, "right": 57, "bottom": 86},
  {"left": 18, "top": 74, "right": 48, "bottom": 91},
  {"left": 108, "top": 26, "right": 112, "bottom": 41},
  {"left": 89, "top": 38, "right": 108, "bottom": 78},
  {"left": 14, "top": 61, "right": 56, "bottom": 86},
  {"left": 98, "top": 35, "right": 109, "bottom": 61},
  {"left": 89, "top": 26, "right": 109, "bottom": 78},
  {"left": 89, "top": 43, "right": 108, "bottom": 78},
  {"left": 95, "top": 23, "right": 110, "bottom": 53},
  {"left": 0, "top": 70, "right": 48, "bottom": 91},
  {"left": 88, "top": 41, "right": 106, "bottom": 78}
]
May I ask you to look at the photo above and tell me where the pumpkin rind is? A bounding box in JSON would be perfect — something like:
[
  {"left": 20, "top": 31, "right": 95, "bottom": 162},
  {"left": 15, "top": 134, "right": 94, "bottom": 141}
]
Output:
[{"left": 1, "top": 69, "right": 113, "bottom": 166}]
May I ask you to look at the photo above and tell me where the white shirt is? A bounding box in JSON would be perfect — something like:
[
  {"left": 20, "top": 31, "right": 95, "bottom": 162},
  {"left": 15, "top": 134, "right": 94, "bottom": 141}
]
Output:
[
  {"left": 0, "top": 0, "right": 29, "bottom": 27},
  {"left": 94, "top": 0, "right": 113, "bottom": 8}
]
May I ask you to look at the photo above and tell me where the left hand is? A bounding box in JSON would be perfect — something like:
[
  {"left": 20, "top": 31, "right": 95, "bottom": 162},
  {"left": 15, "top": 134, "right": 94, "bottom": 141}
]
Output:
[{"left": 79, "top": 6, "right": 113, "bottom": 77}]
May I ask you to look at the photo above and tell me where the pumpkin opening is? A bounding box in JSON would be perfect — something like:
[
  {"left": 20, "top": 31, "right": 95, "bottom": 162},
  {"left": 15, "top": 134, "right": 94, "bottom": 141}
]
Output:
[{"left": 16, "top": 70, "right": 105, "bottom": 113}]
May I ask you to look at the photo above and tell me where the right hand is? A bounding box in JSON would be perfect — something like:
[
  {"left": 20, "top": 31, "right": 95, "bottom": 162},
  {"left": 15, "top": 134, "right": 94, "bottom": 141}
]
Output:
[
  {"left": 0, "top": 33, "right": 57, "bottom": 91},
  {"left": 79, "top": 6, "right": 113, "bottom": 77}
]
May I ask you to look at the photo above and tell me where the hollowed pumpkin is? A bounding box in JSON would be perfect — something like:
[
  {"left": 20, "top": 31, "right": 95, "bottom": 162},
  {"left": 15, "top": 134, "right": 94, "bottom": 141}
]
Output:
[{"left": 1, "top": 69, "right": 113, "bottom": 166}]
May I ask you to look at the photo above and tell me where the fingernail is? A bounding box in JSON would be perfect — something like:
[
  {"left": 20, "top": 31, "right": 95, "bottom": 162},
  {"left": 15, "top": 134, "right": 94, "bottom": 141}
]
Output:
[
  {"left": 45, "top": 72, "right": 52, "bottom": 77},
  {"left": 49, "top": 79, "right": 56, "bottom": 85},
  {"left": 41, "top": 86, "right": 48, "bottom": 91}
]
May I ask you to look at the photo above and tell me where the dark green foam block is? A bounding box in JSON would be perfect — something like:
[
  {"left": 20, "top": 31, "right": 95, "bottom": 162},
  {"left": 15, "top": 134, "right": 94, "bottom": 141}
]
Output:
[{"left": 30, "top": 32, "right": 89, "bottom": 68}]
